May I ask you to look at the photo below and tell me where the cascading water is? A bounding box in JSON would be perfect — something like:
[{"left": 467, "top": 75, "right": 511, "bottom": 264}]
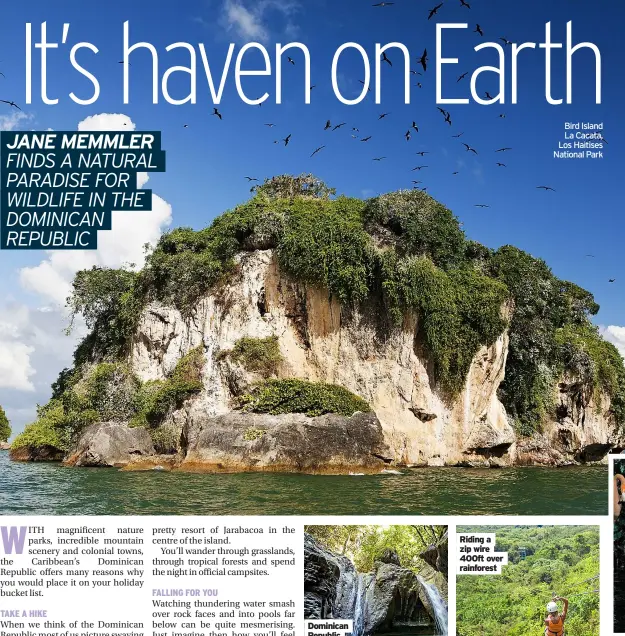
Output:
[
  {"left": 351, "top": 573, "right": 367, "bottom": 636},
  {"left": 418, "top": 577, "right": 448, "bottom": 636}
]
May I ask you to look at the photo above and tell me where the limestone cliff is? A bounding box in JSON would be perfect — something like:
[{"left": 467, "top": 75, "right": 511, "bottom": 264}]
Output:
[{"left": 127, "top": 249, "right": 621, "bottom": 468}]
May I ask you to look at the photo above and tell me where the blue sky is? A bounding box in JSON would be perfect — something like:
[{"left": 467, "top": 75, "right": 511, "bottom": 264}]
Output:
[{"left": 0, "top": 0, "right": 623, "bottom": 433}]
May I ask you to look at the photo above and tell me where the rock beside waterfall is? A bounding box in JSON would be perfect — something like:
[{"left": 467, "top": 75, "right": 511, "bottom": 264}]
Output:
[{"left": 304, "top": 533, "right": 342, "bottom": 619}]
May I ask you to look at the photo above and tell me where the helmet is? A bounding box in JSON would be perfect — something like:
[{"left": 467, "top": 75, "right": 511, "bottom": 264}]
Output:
[{"left": 547, "top": 602, "right": 558, "bottom": 613}]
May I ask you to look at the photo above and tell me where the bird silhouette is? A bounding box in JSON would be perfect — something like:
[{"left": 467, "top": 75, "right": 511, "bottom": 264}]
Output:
[
  {"left": 264, "top": 123, "right": 276, "bottom": 127},
  {"left": 310, "top": 85, "right": 316, "bottom": 90},
  {"left": 412, "top": 122, "right": 419, "bottom": 132},
  {"left": 499, "top": 37, "right": 512, "bottom": 46},
  {"left": 428, "top": 3, "right": 444, "bottom": 20},
  {"left": 499, "top": 114, "right": 506, "bottom": 118},
  {"left": 310, "top": 146, "right": 325, "bottom": 157},
  {"left": 410, "top": 70, "right": 423, "bottom": 76},
  {"left": 283, "top": 134, "right": 292, "bottom": 146},
  {"left": 457, "top": 72, "right": 469, "bottom": 82},
  {"left": 212, "top": 107, "right": 222, "bottom": 119},
  {"left": 0, "top": 100, "right": 21, "bottom": 110},
  {"left": 373, "top": 157, "right": 386, "bottom": 161},
  {"left": 452, "top": 171, "right": 459, "bottom": 175},
  {"left": 463, "top": 143, "right": 478, "bottom": 154},
  {"left": 444, "top": 112, "right": 452, "bottom": 126},
  {"left": 183, "top": 124, "right": 189, "bottom": 128},
  {"left": 475, "top": 204, "right": 490, "bottom": 208},
  {"left": 358, "top": 80, "right": 372, "bottom": 93},
  {"left": 485, "top": 91, "right": 494, "bottom": 100},
  {"left": 378, "top": 113, "right": 390, "bottom": 119},
  {"left": 475, "top": 24, "right": 484, "bottom": 36},
  {"left": 496, "top": 162, "right": 506, "bottom": 167},
  {"left": 415, "top": 151, "right": 429, "bottom": 156},
  {"left": 381, "top": 52, "right": 392, "bottom": 67},
  {"left": 609, "top": 279, "right": 616, "bottom": 283},
  {"left": 333, "top": 123, "right": 347, "bottom": 131},
  {"left": 460, "top": 0, "right": 471, "bottom": 7},
  {"left": 416, "top": 82, "right": 423, "bottom": 89},
  {"left": 287, "top": 57, "right": 295, "bottom": 65},
  {"left": 537, "top": 186, "right": 556, "bottom": 192},
  {"left": 412, "top": 180, "right": 423, "bottom": 185},
  {"left": 585, "top": 254, "right": 596, "bottom": 258},
  {"left": 418, "top": 49, "right": 428, "bottom": 72},
  {"left": 405, "top": 130, "right": 411, "bottom": 141},
  {"left": 452, "top": 132, "right": 464, "bottom": 138},
  {"left": 324, "top": 120, "right": 332, "bottom": 130},
  {"left": 245, "top": 176, "right": 258, "bottom": 181},
  {"left": 361, "top": 136, "right": 372, "bottom": 142},
  {"left": 412, "top": 165, "right": 429, "bottom": 171},
  {"left": 496, "top": 147, "right": 512, "bottom": 152}
]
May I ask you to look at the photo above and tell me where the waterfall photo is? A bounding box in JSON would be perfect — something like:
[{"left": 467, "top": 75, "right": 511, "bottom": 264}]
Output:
[
  {"left": 457, "top": 525, "right": 599, "bottom": 636},
  {"left": 304, "top": 524, "right": 448, "bottom": 635}
]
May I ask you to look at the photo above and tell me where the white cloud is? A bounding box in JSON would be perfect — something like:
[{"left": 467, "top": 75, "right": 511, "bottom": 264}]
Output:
[
  {"left": 601, "top": 325, "right": 625, "bottom": 358},
  {"left": 219, "top": 0, "right": 299, "bottom": 43},
  {"left": 0, "top": 111, "right": 33, "bottom": 131}
]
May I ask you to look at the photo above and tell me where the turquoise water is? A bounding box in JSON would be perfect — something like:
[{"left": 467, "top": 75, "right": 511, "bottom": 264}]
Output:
[{"left": 0, "top": 452, "right": 607, "bottom": 515}]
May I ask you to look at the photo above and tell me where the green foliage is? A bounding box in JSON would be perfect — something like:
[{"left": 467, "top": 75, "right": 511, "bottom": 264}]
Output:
[
  {"left": 226, "top": 336, "right": 283, "bottom": 375},
  {"left": 490, "top": 246, "right": 625, "bottom": 432},
  {"left": 12, "top": 401, "right": 71, "bottom": 452},
  {"left": 68, "top": 267, "right": 141, "bottom": 361},
  {"left": 240, "top": 379, "right": 371, "bottom": 417},
  {"left": 305, "top": 524, "right": 446, "bottom": 574},
  {"left": 457, "top": 525, "right": 599, "bottom": 636},
  {"left": 130, "top": 346, "right": 205, "bottom": 428},
  {"left": 251, "top": 173, "right": 337, "bottom": 200},
  {"left": 0, "top": 405, "right": 11, "bottom": 442},
  {"left": 243, "top": 427, "right": 267, "bottom": 441}
]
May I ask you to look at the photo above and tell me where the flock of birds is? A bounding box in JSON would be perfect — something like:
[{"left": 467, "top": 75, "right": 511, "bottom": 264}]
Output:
[{"left": 0, "top": 1, "right": 614, "bottom": 283}]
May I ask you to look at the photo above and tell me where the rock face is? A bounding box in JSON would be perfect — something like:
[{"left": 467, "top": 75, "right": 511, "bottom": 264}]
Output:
[
  {"left": 182, "top": 411, "right": 391, "bottom": 473},
  {"left": 129, "top": 250, "right": 620, "bottom": 467},
  {"left": 64, "top": 422, "right": 155, "bottom": 467},
  {"left": 9, "top": 445, "right": 64, "bottom": 462},
  {"left": 304, "top": 534, "right": 447, "bottom": 635}
]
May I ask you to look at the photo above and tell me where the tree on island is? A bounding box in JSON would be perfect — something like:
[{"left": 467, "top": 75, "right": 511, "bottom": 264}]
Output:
[{"left": 0, "top": 405, "right": 11, "bottom": 442}]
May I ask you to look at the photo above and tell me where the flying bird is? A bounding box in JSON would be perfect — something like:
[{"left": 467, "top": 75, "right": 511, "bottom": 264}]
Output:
[
  {"left": 499, "top": 37, "right": 512, "bottom": 46},
  {"left": 412, "top": 122, "right": 419, "bottom": 132},
  {"left": 212, "top": 107, "right": 222, "bottom": 119},
  {"left": 324, "top": 120, "right": 332, "bottom": 130},
  {"left": 352, "top": 127, "right": 360, "bottom": 132},
  {"left": 412, "top": 180, "right": 422, "bottom": 185},
  {"left": 444, "top": 112, "right": 452, "bottom": 126},
  {"left": 475, "top": 204, "right": 490, "bottom": 208},
  {"left": 310, "top": 146, "right": 325, "bottom": 157},
  {"left": 609, "top": 279, "right": 616, "bottom": 283},
  {"left": 415, "top": 151, "right": 429, "bottom": 156},
  {"left": 496, "top": 162, "right": 506, "bottom": 167},
  {"left": 585, "top": 254, "right": 595, "bottom": 258},
  {"left": 496, "top": 147, "right": 512, "bottom": 152},
  {"left": 457, "top": 72, "right": 469, "bottom": 82},
  {"left": 310, "top": 85, "right": 316, "bottom": 90},
  {"left": 537, "top": 186, "right": 556, "bottom": 192},
  {"left": 264, "top": 123, "right": 276, "bottom": 127},
  {"left": 118, "top": 60, "right": 132, "bottom": 66},
  {"left": 452, "top": 171, "right": 459, "bottom": 175},
  {"left": 183, "top": 124, "right": 189, "bottom": 128},
  {"left": 460, "top": 0, "right": 471, "bottom": 7},
  {"left": 463, "top": 143, "right": 478, "bottom": 154},
  {"left": 405, "top": 130, "right": 411, "bottom": 141},
  {"left": 0, "top": 100, "right": 21, "bottom": 110},
  {"left": 333, "top": 122, "right": 347, "bottom": 130},
  {"left": 437, "top": 106, "right": 449, "bottom": 117},
  {"left": 283, "top": 134, "right": 292, "bottom": 146},
  {"left": 358, "top": 80, "right": 372, "bottom": 92},
  {"left": 287, "top": 57, "right": 295, "bottom": 65},
  {"left": 245, "top": 176, "right": 258, "bottom": 181},
  {"left": 361, "top": 136, "right": 372, "bottom": 142},
  {"left": 475, "top": 24, "right": 484, "bottom": 36},
  {"left": 428, "top": 3, "right": 444, "bottom": 20},
  {"left": 373, "top": 157, "right": 386, "bottom": 161},
  {"left": 412, "top": 165, "right": 429, "bottom": 171},
  {"left": 485, "top": 91, "right": 494, "bottom": 100},
  {"left": 373, "top": 1, "right": 394, "bottom": 5},
  {"left": 378, "top": 112, "right": 390, "bottom": 119},
  {"left": 499, "top": 114, "right": 506, "bottom": 118},
  {"left": 418, "top": 49, "right": 428, "bottom": 72},
  {"left": 381, "top": 52, "right": 392, "bottom": 67},
  {"left": 411, "top": 70, "right": 423, "bottom": 76},
  {"left": 452, "top": 132, "right": 464, "bottom": 138}
]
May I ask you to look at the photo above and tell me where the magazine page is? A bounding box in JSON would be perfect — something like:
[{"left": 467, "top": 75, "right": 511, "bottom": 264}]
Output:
[{"left": 0, "top": 0, "right": 621, "bottom": 635}]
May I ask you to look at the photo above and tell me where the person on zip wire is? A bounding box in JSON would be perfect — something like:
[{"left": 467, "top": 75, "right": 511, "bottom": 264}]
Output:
[{"left": 544, "top": 596, "right": 568, "bottom": 636}]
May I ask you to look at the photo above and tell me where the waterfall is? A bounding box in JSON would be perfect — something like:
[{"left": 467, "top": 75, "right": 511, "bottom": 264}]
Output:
[
  {"left": 418, "top": 577, "right": 448, "bottom": 636},
  {"left": 351, "top": 573, "right": 367, "bottom": 636}
]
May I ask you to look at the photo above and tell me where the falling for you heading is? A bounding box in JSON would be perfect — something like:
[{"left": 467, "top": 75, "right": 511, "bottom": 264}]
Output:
[{"left": 25, "top": 21, "right": 602, "bottom": 107}]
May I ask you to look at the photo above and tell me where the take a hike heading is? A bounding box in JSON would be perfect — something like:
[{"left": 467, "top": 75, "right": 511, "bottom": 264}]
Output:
[
  {"left": 23, "top": 20, "right": 602, "bottom": 108},
  {"left": 0, "top": 131, "right": 165, "bottom": 250}
]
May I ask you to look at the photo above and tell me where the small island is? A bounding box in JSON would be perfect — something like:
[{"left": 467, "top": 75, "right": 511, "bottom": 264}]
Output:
[{"left": 10, "top": 175, "right": 625, "bottom": 472}]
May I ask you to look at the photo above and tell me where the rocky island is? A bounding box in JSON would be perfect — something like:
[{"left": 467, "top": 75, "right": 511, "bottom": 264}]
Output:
[{"left": 10, "top": 175, "right": 625, "bottom": 471}]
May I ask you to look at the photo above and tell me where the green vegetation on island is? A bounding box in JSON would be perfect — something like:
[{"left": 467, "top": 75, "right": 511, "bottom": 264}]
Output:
[
  {"left": 13, "top": 174, "right": 625, "bottom": 456},
  {"left": 457, "top": 525, "right": 599, "bottom": 636},
  {"left": 0, "top": 406, "right": 11, "bottom": 443}
]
